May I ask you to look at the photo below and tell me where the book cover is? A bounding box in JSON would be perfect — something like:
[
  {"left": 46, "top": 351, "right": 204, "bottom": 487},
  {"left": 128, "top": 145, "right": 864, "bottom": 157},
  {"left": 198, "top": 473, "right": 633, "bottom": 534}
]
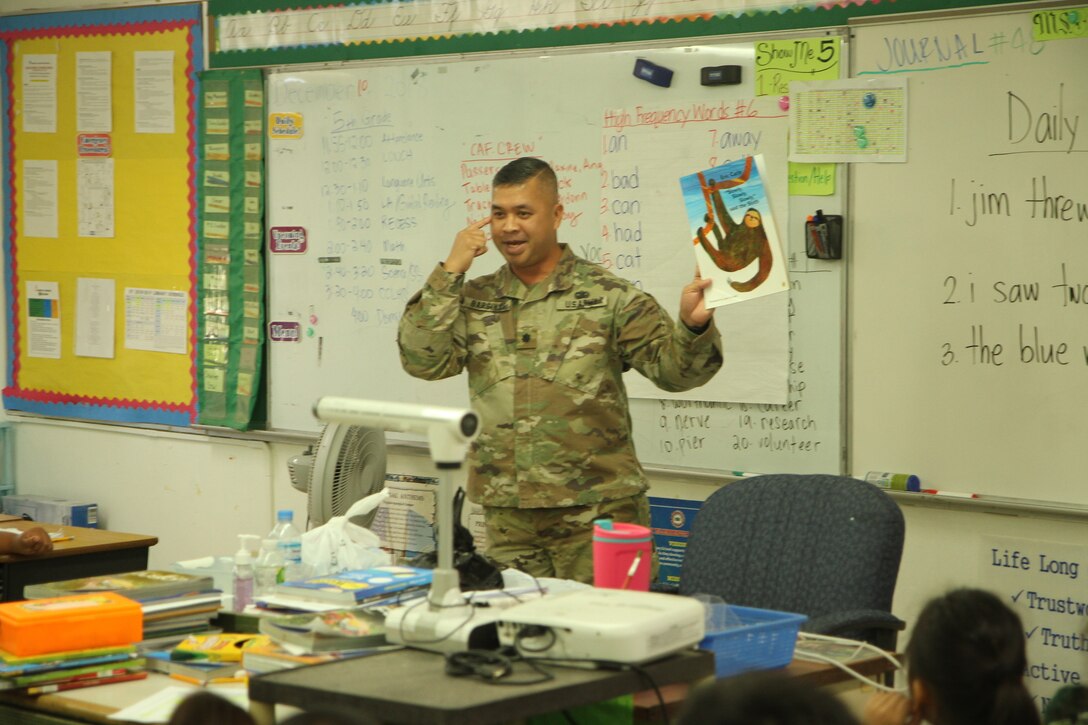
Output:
[
  {"left": 4, "top": 660, "right": 145, "bottom": 689},
  {"left": 679, "top": 154, "right": 789, "bottom": 308},
  {"left": 0, "top": 644, "right": 136, "bottom": 668},
  {"left": 24, "top": 570, "right": 214, "bottom": 603},
  {"left": 141, "top": 591, "right": 223, "bottom": 617},
  {"left": 273, "top": 566, "right": 432, "bottom": 606},
  {"left": 0, "top": 649, "right": 138, "bottom": 678},
  {"left": 24, "top": 670, "right": 147, "bottom": 695},
  {"left": 258, "top": 609, "right": 387, "bottom": 652},
  {"left": 144, "top": 650, "right": 245, "bottom": 682},
  {"left": 241, "top": 641, "right": 382, "bottom": 675}
]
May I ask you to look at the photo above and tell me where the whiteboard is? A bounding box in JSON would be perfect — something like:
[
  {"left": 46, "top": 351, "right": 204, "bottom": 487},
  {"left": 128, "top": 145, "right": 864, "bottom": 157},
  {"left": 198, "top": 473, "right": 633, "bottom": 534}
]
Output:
[
  {"left": 850, "top": 8, "right": 1088, "bottom": 503},
  {"left": 266, "top": 33, "right": 847, "bottom": 475}
]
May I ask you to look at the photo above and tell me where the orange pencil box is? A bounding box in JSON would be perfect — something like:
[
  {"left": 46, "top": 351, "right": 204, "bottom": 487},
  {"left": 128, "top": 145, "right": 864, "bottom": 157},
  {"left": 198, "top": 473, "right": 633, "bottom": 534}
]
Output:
[{"left": 0, "top": 591, "right": 142, "bottom": 657}]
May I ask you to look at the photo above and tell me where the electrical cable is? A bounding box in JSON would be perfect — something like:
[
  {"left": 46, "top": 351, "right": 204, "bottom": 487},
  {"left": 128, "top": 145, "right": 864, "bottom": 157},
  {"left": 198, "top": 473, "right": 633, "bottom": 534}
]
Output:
[{"left": 793, "top": 632, "right": 906, "bottom": 693}]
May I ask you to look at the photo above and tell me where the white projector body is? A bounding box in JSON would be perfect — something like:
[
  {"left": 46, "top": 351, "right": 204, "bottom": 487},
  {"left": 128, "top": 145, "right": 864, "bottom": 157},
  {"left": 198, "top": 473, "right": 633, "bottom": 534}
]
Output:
[{"left": 496, "top": 588, "right": 706, "bottom": 664}]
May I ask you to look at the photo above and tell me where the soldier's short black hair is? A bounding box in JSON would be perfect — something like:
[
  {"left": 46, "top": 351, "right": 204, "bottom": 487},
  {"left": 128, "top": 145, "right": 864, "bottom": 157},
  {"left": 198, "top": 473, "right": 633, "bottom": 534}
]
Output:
[{"left": 493, "top": 157, "right": 558, "bottom": 201}]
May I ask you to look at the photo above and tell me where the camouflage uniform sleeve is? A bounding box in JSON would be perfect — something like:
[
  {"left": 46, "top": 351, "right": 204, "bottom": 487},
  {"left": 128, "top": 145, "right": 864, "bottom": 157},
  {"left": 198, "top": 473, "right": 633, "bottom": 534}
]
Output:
[
  {"left": 397, "top": 263, "right": 467, "bottom": 380},
  {"left": 615, "top": 290, "right": 723, "bottom": 393}
]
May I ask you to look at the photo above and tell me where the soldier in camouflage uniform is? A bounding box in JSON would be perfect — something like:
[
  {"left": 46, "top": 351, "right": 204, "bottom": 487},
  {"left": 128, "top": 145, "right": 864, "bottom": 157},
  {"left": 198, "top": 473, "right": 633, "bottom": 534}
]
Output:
[{"left": 398, "top": 158, "right": 722, "bottom": 583}]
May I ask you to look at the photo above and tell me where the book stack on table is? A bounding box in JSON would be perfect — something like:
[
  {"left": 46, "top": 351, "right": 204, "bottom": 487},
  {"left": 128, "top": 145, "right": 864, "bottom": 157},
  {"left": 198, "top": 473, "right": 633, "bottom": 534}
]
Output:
[
  {"left": 0, "top": 592, "right": 147, "bottom": 694},
  {"left": 0, "top": 645, "right": 146, "bottom": 694},
  {"left": 243, "top": 609, "right": 395, "bottom": 674},
  {"left": 24, "top": 570, "right": 222, "bottom": 648},
  {"left": 239, "top": 565, "right": 433, "bottom": 674}
]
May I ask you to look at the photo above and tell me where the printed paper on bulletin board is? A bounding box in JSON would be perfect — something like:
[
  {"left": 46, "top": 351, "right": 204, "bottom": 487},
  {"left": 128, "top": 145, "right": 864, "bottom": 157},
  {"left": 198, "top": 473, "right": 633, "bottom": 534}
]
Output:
[{"left": 0, "top": 6, "right": 201, "bottom": 425}]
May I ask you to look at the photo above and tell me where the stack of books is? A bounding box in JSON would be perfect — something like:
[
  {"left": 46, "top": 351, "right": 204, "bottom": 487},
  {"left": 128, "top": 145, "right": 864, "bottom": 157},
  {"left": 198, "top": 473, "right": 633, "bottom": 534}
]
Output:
[
  {"left": 0, "top": 645, "right": 146, "bottom": 694},
  {"left": 256, "top": 565, "right": 432, "bottom": 612},
  {"left": 259, "top": 608, "right": 389, "bottom": 652},
  {"left": 143, "top": 649, "right": 246, "bottom": 686},
  {"left": 24, "top": 570, "right": 222, "bottom": 647},
  {"left": 144, "top": 632, "right": 262, "bottom": 684}
]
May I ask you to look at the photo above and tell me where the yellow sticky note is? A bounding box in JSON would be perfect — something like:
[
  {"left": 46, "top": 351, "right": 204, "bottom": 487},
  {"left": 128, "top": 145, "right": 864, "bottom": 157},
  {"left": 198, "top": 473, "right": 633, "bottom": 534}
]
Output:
[
  {"left": 754, "top": 37, "right": 841, "bottom": 96},
  {"left": 788, "top": 163, "right": 835, "bottom": 196},
  {"left": 1032, "top": 8, "right": 1088, "bottom": 40}
]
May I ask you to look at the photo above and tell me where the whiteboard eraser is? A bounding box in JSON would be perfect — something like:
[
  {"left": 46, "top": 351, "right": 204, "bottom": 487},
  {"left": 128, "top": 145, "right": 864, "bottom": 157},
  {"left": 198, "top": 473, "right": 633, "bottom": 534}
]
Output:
[
  {"left": 701, "top": 65, "right": 742, "bottom": 86},
  {"left": 633, "top": 59, "right": 673, "bottom": 88}
]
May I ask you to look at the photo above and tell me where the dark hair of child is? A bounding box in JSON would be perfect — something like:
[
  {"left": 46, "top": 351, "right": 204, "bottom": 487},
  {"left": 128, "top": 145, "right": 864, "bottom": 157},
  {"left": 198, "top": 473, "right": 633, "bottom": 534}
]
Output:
[{"left": 906, "top": 588, "right": 1040, "bottom": 725}]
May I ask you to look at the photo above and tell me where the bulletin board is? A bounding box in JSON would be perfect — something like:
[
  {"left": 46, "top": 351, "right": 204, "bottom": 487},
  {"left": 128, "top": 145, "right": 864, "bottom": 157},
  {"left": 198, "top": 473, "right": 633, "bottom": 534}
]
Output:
[{"left": 0, "top": 5, "right": 203, "bottom": 426}]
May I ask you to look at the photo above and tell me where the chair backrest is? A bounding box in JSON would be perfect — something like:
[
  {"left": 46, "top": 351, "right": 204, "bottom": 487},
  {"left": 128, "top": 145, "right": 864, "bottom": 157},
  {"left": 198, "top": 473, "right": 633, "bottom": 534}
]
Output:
[{"left": 678, "top": 474, "right": 904, "bottom": 631}]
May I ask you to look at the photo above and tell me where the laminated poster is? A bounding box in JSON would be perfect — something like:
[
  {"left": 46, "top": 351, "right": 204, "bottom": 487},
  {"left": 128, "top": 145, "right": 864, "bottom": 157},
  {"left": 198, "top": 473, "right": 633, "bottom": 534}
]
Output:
[{"left": 679, "top": 155, "right": 789, "bottom": 308}]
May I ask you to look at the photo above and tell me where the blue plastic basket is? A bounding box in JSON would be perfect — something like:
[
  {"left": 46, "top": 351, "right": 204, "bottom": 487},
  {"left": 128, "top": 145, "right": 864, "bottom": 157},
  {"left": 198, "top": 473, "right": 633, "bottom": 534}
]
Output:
[{"left": 699, "top": 604, "right": 808, "bottom": 678}]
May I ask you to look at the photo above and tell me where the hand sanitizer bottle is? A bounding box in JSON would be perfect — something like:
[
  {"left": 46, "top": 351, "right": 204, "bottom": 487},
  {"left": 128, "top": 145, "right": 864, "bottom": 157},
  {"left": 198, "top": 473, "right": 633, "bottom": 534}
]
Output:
[{"left": 232, "top": 534, "right": 255, "bottom": 611}]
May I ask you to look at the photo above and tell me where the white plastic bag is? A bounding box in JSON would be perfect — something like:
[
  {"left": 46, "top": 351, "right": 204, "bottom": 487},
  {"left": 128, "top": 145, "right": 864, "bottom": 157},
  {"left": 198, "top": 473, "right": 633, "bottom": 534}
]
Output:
[{"left": 301, "top": 490, "right": 391, "bottom": 576}]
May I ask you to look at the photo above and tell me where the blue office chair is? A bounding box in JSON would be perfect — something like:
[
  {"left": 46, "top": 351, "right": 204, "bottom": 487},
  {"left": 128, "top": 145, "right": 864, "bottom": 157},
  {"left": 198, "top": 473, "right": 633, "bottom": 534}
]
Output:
[{"left": 679, "top": 474, "right": 906, "bottom": 650}]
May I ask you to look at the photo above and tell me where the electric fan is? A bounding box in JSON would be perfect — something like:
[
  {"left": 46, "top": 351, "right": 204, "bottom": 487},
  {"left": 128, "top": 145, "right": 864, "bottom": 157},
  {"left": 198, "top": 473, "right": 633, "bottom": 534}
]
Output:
[{"left": 287, "top": 423, "right": 387, "bottom": 528}]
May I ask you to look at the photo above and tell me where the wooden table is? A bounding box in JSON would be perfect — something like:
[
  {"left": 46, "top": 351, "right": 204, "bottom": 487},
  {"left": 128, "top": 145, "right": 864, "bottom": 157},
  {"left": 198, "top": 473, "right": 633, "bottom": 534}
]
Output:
[
  {"left": 0, "top": 519, "right": 157, "bottom": 601},
  {"left": 632, "top": 651, "right": 901, "bottom": 721}
]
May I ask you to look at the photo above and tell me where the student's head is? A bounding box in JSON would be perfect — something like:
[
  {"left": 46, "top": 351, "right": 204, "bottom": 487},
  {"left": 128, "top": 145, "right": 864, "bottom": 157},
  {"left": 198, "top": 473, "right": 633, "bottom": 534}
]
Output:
[
  {"left": 167, "top": 691, "right": 254, "bottom": 725},
  {"left": 675, "top": 669, "right": 859, "bottom": 725},
  {"left": 490, "top": 158, "right": 563, "bottom": 283},
  {"left": 906, "top": 588, "right": 1040, "bottom": 725},
  {"left": 1044, "top": 684, "right": 1088, "bottom": 724}
]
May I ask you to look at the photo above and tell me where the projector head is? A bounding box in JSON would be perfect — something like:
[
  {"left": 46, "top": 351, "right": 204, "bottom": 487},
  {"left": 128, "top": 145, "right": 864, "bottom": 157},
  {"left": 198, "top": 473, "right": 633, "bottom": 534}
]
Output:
[{"left": 313, "top": 397, "right": 479, "bottom": 465}]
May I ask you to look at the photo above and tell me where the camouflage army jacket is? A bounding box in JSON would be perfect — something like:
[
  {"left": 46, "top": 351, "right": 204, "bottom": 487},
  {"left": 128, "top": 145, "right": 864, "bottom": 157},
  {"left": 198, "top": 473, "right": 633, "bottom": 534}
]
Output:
[{"left": 398, "top": 245, "right": 722, "bottom": 509}]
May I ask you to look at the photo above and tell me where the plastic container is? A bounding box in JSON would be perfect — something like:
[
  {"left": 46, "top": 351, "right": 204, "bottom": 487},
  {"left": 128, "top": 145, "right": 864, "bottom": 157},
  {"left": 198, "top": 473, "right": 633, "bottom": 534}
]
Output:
[
  {"left": 254, "top": 538, "right": 284, "bottom": 596},
  {"left": 864, "top": 471, "right": 921, "bottom": 492},
  {"left": 0, "top": 591, "right": 142, "bottom": 656},
  {"left": 592, "top": 521, "right": 652, "bottom": 591},
  {"left": 699, "top": 604, "right": 808, "bottom": 679},
  {"left": 269, "top": 510, "right": 304, "bottom": 582}
]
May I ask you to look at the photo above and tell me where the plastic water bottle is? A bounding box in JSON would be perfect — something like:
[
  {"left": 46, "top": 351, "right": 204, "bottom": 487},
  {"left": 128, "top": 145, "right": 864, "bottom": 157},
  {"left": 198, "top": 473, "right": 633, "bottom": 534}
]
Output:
[
  {"left": 254, "top": 538, "right": 284, "bottom": 596},
  {"left": 232, "top": 540, "right": 255, "bottom": 611},
  {"left": 269, "top": 510, "right": 304, "bottom": 583}
]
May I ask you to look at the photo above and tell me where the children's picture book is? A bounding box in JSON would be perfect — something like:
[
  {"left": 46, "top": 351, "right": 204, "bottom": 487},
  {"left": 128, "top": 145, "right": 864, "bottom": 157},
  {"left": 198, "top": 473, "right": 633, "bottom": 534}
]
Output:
[
  {"left": 273, "top": 565, "right": 432, "bottom": 606},
  {"left": 0, "top": 647, "right": 138, "bottom": 678},
  {"left": 241, "top": 640, "right": 385, "bottom": 675},
  {"left": 0, "top": 659, "right": 145, "bottom": 690},
  {"left": 24, "top": 670, "right": 147, "bottom": 695},
  {"left": 679, "top": 154, "right": 789, "bottom": 308},
  {"left": 23, "top": 570, "right": 215, "bottom": 602},
  {"left": 258, "top": 609, "right": 387, "bottom": 652},
  {"left": 144, "top": 650, "right": 246, "bottom": 683}
]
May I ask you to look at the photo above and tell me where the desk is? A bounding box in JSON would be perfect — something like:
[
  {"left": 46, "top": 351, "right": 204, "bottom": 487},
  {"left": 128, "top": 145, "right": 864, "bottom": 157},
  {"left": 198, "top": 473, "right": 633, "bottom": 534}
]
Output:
[
  {"left": 248, "top": 647, "right": 715, "bottom": 725},
  {"left": 632, "top": 652, "right": 900, "bottom": 721},
  {"left": 0, "top": 520, "right": 157, "bottom": 601}
]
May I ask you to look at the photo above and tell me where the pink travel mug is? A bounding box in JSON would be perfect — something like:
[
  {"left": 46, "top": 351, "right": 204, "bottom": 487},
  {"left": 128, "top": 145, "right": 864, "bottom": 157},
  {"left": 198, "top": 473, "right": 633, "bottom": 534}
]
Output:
[{"left": 593, "top": 521, "right": 652, "bottom": 590}]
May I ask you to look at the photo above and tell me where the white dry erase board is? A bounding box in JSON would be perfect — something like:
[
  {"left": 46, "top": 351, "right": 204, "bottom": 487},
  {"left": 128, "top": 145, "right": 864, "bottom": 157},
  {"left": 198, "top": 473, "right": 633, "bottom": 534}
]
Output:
[
  {"left": 265, "top": 31, "right": 847, "bottom": 475},
  {"left": 850, "top": 6, "right": 1088, "bottom": 504}
]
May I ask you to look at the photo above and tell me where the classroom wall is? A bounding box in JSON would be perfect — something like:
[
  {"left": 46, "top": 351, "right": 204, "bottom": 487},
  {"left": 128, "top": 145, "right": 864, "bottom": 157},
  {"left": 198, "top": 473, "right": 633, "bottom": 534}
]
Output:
[{"left": 2, "top": 0, "right": 1084, "bottom": 676}]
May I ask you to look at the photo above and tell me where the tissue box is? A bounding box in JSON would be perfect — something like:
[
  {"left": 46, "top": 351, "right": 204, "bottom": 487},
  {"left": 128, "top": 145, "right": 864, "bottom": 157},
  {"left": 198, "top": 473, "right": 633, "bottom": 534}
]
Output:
[
  {"left": 0, "top": 592, "right": 141, "bottom": 656},
  {"left": 1, "top": 494, "right": 98, "bottom": 528}
]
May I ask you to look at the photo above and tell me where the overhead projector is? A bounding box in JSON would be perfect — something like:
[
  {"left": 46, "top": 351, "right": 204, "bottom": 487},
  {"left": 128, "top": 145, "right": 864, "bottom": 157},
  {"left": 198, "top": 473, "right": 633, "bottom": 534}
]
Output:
[{"left": 496, "top": 588, "right": 706, "bottom": 664}]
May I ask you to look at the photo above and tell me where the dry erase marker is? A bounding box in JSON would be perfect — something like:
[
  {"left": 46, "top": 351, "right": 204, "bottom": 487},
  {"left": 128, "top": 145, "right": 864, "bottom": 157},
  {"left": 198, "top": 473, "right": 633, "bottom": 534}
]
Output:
[{"left": 921, "top": 489, "right": 978, "bottom": 499}]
